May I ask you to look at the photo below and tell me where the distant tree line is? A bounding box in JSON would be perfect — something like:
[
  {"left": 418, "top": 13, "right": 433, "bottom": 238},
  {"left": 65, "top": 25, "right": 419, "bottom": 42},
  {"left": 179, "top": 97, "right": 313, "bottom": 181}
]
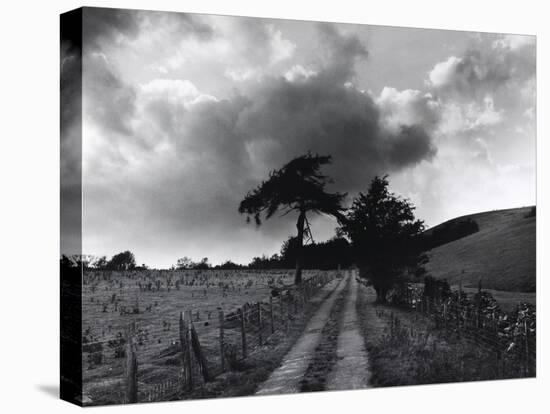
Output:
[
  {"left": 65, "top": 153, "right": 491, "bottom": 304},
  {"left": 243, "top": 236, "right": 353, "bottom": 270},
  {"left": 170, "top": 236, "right": 352, "bottom": 271},
  {"left": 60, "top": 250, "right": 147, "bottom": 271}
]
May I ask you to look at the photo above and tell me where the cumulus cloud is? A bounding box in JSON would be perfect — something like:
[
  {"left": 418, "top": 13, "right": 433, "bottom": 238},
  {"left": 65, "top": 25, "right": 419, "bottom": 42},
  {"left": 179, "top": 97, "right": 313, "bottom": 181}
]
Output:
[
  {"left": 427, "top": 34, "right": 535, "bottom": 102},
  {"left": 82, "top": 7, "right": 142, "bottom": 51},
  {"left": 83, "top": 7, "right": 212, "bottom": 51},
  {"left": 389, "top": 33, "right": 536, "bottom": 227},
  {"left": 316, "top": 23, "right": 369, "bottom": 84},
  {"left": 81, "top": 16, "right": 439, "bottom": 265},
  {"left": 235, "top": 76, "right": 436, "bottom": 191},
  {"left": 284, "top": 65, "right": 317, "bottom": 82},
  {"left": 77, "top": 10, "right": 534, "bottom": 266},
  {"left": 376, "top": 87, "right": 441, "bottom": 132}
]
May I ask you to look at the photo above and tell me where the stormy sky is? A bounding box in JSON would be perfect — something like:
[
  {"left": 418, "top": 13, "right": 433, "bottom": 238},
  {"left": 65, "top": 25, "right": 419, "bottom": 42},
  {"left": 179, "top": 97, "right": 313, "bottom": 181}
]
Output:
[{"left": 62, "top": 7, "right": 536, "bottom": 268}]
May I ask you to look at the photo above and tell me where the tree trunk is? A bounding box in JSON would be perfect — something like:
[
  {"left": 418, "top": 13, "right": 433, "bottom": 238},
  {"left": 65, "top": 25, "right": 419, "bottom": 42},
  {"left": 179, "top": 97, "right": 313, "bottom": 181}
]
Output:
[{"left": 294, "top": 209, "right": 306, "bottom": 285}]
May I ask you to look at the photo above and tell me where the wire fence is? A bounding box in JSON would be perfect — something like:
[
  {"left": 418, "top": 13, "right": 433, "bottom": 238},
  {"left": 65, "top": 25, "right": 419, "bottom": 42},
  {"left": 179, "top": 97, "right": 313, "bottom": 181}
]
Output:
[
  {"left": 82, "top": 270, "right": 339, "bottom": 405},
  {"left": 360, "top": 278, "right": 536, "bottom": 378}
]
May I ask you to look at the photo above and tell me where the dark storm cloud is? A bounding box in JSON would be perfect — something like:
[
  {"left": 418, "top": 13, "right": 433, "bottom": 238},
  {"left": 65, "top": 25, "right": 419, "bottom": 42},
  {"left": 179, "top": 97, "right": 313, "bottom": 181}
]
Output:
[
  {"left": 228, "top": 24, "right": 435, "bottom": 191},
  {"left": 385, "top": 125, "right": 436, "bottom": 166},
  {"left": 81, "top": 7, "right": 217, "bottom": 138},
  {"left": 129, "top": 23, "right": 436, "bottom": 204},
  {"left": 83, "top": 20, "right": 439, "bottom": 265},
  {"left": 235, "top": 75, "right": 436, "bottom": 191},
  {"left": 316, "top": 23, "right": 369, "bottom": 83}
]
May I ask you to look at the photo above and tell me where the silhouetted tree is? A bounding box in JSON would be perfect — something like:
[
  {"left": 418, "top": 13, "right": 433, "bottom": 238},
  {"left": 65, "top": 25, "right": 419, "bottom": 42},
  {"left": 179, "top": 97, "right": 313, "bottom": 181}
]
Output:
[
  {"left": 60, "top": 254, "right": 77, "bottom": 269},
  {"left": 194, "top": 257, "right": 211, "bottom": 270},
  {"left": 176, "top": 256, "right": 193, "bottom": 270},
  {"left": 279, "top": 235, "right": 352, "bottom": 269},
  {"left": 239, "top": 153, "right": 346, "bottom": 284},
  {"left": 340, "top": 175, "right": 426, "bottom": 302},
  {"left": 107, "top": 250, "right": 136, "bottom": 271},
  {"left": 214, "top": 260, "right": 245, "bottom": 270},
  {"left": 423, "top": 276, "right": 451, "bottom": 301},
  {"left": 93, "top": 256, "right": 108, "bottom": 269}
]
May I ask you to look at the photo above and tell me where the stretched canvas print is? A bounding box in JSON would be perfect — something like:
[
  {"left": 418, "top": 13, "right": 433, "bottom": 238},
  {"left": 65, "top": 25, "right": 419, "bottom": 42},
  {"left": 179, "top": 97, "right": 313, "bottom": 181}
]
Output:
[{"left": 60, "top": 6, "right": 536, "bottom": 406}]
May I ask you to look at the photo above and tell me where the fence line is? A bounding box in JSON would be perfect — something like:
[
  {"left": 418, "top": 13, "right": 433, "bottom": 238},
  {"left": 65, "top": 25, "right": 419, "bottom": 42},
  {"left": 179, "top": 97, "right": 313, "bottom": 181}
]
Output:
[
  {"left": 358, "top": 277, "right": 536, "bottom": 378},
  {"left": 114, "top": 270, "right": 339, "bottom": 404}
]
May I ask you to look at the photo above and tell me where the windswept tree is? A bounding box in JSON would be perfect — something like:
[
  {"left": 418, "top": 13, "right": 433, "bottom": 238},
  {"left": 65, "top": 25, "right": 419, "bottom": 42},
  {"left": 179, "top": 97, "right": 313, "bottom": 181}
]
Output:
[
  {"left": 339, "top": 175, "right": 427, "bottom": 302},
  {"left": 239, "top": 153, "right": 346, "bottom": 284}
]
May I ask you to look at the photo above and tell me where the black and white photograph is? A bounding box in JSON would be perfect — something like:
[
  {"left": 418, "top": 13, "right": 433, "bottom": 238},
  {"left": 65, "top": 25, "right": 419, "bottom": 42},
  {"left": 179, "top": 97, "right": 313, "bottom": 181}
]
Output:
[{"left": 57, "top": 2, "right": 538, "bottom": 409}]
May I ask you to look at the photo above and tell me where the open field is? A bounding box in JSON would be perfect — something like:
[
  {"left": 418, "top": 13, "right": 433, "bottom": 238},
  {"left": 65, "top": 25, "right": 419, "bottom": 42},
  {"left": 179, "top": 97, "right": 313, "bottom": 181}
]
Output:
[
  {"left": 79, "top": 207, "right": 536, "bottom": 404},
  {"left": 425, "top": 207, "right": 536, "bottom": 292},
  {"left": 81, "top": 269, "right": 335, "bottom": 405}
]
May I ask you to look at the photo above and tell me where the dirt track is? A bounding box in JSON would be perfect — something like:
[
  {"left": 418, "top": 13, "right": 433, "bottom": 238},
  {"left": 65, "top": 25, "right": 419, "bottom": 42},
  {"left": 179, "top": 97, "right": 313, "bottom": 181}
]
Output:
[{"left": 256, "top": 270, "right": 370, "bottom": 395}]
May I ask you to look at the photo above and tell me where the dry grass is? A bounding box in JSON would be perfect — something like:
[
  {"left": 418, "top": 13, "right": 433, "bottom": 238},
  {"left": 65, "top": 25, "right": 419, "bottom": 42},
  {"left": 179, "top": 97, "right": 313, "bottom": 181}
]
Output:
[
  {"left": 356, "top": 284, "right": 521, "bottom": 388},
  {"left": 81, "top": 269, "right": 332, "bottom": 405}
]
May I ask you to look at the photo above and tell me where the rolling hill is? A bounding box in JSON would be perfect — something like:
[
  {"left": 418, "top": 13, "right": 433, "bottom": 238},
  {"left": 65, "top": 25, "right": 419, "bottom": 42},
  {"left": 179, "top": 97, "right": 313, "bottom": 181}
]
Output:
[{"left": 423, "top": 206, "right": 536, "bottom": 293}]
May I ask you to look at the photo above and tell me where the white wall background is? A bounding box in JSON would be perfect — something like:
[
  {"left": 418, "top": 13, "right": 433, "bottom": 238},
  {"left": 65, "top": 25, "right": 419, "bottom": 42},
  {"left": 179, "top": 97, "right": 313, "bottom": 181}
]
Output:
[{"left": 0, "top": 0, "right": 547, "bottom": 412}]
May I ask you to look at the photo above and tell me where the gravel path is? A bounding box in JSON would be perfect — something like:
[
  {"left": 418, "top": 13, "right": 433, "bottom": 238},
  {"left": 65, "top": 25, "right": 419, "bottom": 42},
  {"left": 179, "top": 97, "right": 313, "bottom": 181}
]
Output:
[
  {"left": 326, "top": 271, "right": 371, "bottom": 390},
  {"left": 255, "top": 275, "right": 347, "bottom": 395}
]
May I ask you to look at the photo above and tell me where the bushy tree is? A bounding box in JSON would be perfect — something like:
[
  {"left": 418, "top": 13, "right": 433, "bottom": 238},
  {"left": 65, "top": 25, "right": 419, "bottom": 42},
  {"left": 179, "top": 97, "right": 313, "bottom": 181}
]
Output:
[
  {"left": 214, "top": 260, "right": 245, "bottom": 270},
  {"left": 194, "top": 257, "right": 211, "bottom": 270},
  {"left": 93, "top": 256, "right": 108, "bottom": 269},
  {"left": 279, "top": 235, "right": 352, "bottom": 270},
  {"left": 107, "top": 250, "right": 136, "bottom": 271},
  {"left": 339, "top": 175, "right": 426, "bottom": 302},
  {"left": 176, "top": 256, "right": 193, "bottom": 270},
  {"left": 176, "top": 256, "right": 211, "bottom": 270},
  {"left": 239, "top": 153, "right": 346, "bottom": 284}
]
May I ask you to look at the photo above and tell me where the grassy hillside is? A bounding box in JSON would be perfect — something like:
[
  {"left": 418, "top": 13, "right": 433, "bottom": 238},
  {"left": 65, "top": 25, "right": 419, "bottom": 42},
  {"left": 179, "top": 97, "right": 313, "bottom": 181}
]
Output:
[{"left": 424, "top": 207, "right": 536, "bottom": 293}]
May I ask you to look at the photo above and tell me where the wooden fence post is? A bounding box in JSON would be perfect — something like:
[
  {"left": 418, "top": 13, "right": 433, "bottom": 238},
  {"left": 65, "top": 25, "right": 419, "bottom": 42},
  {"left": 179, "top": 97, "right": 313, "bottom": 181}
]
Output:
[
  {"left": 179, "top": 311, "right": 193, "bottom": 391},
  {"left": 279, "top": 294, "right": 284, "bottom": 324},
  {"left": 239, "top": 307, "right": 247, "bottom": 358},
  {"left": 257, "top": 302, "right": 263, "bottom": 346},
  {"left": 279, "top": 295, "right": 288, "bottom": 332},
  {"left": 125, "top": 321, "right": 138, "bottom": 403},
  {"left": 524, "top": 319, "right": 529, "bottom": 377},
  {"left": 269, "top": 296, "right": 275, "bottom": 334},
  {"left": 190, "top": 322, "right": 210, "bottom": 382},
  {"left": 218, "top": 309, "right": 225, "bottom": 372},
  {"left": 456, "top": 303, "right": 461, "bottom": 339}
]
